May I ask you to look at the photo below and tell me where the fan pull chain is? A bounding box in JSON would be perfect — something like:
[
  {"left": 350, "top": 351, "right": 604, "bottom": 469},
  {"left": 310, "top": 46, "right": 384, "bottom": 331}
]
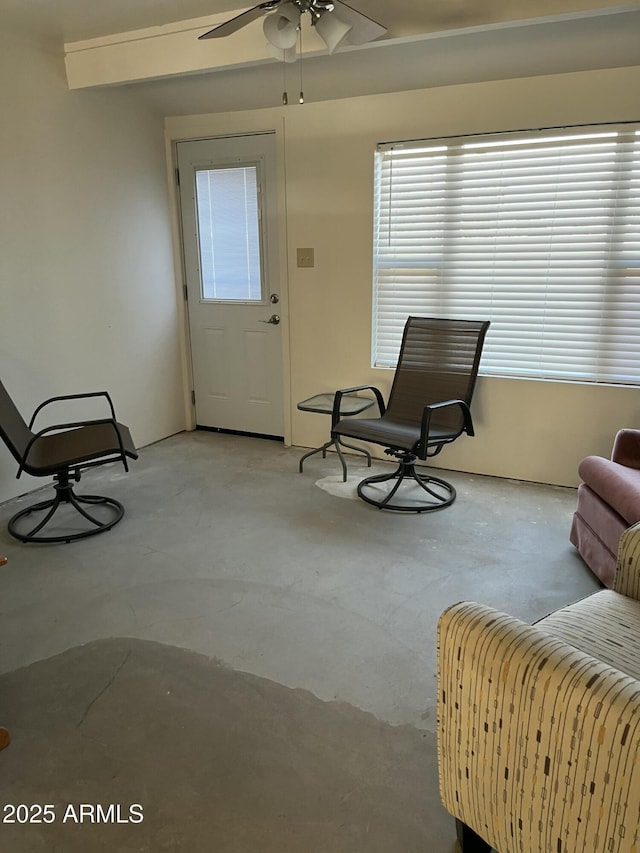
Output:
[
  {"left": 298, "top": 24, "right": 304, "bottom": 103},
  {"left": 280, "top": 18, "right": 304, "bottom": 106},
  {"left": 282, "top": 55, "right": 288, "bottom": 105}
]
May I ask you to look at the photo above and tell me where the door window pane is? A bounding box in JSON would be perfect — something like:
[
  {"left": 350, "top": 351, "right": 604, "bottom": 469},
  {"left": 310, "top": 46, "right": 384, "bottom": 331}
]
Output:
[{"left": 195, "top": 165, "right": 263, "bottom": 301}]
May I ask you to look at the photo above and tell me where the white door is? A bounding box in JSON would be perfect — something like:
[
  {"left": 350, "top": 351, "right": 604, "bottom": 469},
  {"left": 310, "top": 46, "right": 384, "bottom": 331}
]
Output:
[{"left": 177, "top": 134, "right": 284, "bottom": 437}]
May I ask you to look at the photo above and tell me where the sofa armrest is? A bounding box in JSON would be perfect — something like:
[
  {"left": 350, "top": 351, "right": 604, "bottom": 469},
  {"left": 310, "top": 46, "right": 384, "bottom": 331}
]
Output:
[
  {"left": 438, "top": 601, "right": 640, "bottom": 853},
  {"left": 613, "top": 520, "right": 640, "bottom": 599},
  {"left": 611, "top": 429, "right": 640, "bottom": 468}
]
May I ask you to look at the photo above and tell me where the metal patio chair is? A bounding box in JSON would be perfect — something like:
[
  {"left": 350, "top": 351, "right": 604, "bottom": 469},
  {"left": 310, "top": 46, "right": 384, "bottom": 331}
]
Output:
[
  {"left": 0, "top": 379, "right": 138, "bottom": 543},
  {"left": 332, "top": 316, "right": 490, "bottom": 513}
]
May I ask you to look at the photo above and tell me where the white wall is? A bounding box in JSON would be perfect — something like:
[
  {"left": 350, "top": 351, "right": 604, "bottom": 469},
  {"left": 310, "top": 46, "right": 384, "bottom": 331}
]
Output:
[
  {"left": 0, "top": 31, "right": 185, "bottom": 504},
  {"left": 167, "top": 66, "right": 640, "bottom": 488}
]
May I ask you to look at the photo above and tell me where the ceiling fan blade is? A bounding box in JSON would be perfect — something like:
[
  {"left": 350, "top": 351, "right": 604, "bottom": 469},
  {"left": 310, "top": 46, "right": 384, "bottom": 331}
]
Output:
[
  {"left": 332, "top": 0, "right": 387, "bottom": 45},
  {"left": 198, "top": 1, "right": 281, "bottom": 39}
]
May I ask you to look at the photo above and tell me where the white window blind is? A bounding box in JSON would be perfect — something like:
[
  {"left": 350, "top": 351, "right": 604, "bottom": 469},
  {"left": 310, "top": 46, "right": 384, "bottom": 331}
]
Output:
[
  {"left": 195, "top": 165, "right": 262, "bottom": 301},
  {"left": 373, "top": 125, "right": 640, "bottom": 384}
]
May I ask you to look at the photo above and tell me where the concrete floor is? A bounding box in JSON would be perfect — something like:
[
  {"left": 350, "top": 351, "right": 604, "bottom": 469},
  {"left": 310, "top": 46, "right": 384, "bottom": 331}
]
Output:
[{"left": 0, "top": 431, "right": 601, "bottom": 850}]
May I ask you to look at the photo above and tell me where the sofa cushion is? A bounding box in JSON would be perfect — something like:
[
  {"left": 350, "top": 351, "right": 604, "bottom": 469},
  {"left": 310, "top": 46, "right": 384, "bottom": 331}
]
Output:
[
  {"left": 537, "top": 589, "right": 640, "bottom": 680},
  {"left": 612, "top": 429, "right": 640, "bottom": 468},
  {"left": 578, "top": 455, "right": 640, "bottom": 525}
]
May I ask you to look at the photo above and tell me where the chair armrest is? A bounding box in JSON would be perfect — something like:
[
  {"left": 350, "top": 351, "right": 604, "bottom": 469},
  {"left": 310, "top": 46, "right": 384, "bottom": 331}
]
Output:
[
  {"left": 612, "top": 429, "right": 640, "bottom": 469},
  {"left": 613, "top": 520, "right": 640, "bottom": 599},
  {"left": 438, "top": 600, "right": 640, "bottom": 853},
  {"left": 28, "top": 391, "right": 116, "bottom": 430},
  {"left": 417, "top": 399, "right": 473, "bottom": 458},
  {"left": 332, "top": 385, "right": 385, "bottom": 427}
]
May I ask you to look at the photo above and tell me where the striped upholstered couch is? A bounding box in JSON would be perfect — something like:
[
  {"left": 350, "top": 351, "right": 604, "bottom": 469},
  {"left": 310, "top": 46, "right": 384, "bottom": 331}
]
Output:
[{"left": 438, "top": 520, "right": 640, "bottom": 853}]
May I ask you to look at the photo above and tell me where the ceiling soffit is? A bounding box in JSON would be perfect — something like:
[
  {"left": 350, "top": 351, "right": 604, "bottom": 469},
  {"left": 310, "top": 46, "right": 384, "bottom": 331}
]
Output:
[{"left": 64, "top": 5, "right": 640, "bottom": 91}]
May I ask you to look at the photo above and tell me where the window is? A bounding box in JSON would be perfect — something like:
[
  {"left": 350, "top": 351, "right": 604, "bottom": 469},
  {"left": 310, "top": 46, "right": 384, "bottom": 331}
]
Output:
[
  {"left": 195, "top": 165, "right": 263, "bottom": 301},
  {"left": 372, "top": 125, "right": 640, "bottom": 384}
]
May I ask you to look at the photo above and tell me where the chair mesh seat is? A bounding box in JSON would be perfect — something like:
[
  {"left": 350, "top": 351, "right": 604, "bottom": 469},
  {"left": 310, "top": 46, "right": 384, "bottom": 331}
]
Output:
[
  {"left": 23, "top": 422, "right": 136, "bottom": 477},
  {"left": 333, "top": 417, "right": 455, "bottom": 453}
]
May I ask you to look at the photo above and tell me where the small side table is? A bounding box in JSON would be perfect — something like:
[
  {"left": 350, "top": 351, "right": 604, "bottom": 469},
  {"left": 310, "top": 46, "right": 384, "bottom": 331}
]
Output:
[{"left": 297, "top": 392, "right": 375, "bottom": 482}]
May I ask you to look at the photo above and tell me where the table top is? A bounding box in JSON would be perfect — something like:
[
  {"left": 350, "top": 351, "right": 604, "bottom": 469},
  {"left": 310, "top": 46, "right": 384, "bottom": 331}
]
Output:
[{"left": 297, "top": 392, "right": 375, "bottom": 416}]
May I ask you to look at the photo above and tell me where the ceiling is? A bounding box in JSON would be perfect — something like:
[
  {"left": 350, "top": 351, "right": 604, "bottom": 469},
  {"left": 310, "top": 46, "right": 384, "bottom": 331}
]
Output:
[
  {"left": 2, "top": 0, "right": 639, "bottom": 114},
  {"left": 0, "top": 0, "right": 634, "bottom": 43}
]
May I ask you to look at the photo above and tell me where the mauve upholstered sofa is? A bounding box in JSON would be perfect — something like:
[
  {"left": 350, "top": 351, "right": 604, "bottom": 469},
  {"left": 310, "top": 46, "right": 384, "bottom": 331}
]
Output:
[{"left": 570, "top": 428, "right": 640, "bottom": 587}]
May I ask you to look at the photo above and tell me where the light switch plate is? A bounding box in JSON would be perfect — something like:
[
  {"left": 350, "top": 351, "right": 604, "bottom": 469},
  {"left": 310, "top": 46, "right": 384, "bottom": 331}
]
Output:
[{"left": 297, "top": 247, "right": 314, "bottom": 268}]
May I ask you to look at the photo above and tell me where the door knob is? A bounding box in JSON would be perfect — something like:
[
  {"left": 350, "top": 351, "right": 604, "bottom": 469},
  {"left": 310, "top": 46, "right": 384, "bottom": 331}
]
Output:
[{"left": 260, "top": 314, "right": 280, "bottom": 325}]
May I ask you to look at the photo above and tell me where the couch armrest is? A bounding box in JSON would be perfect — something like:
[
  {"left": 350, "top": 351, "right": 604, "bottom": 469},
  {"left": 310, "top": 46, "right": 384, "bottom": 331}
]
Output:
[
  {"left": 613, "top": 520, "right": 640, "bottom": 599},
  {"left": 438, "top": 601, "right": 640, "bottom": 853},
  {"left": 612, "top": 429, "right": 640, "bottom": 468}
]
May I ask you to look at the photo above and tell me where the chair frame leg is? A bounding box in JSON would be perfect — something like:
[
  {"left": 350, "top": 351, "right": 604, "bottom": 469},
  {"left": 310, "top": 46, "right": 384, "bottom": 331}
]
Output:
[
  {"left": 8, "top": 470, "right": 124, "bottom": 544},
  {"left": 357, "top": 451, "right": 456, "bottom": 513},
  {"left": 455, "top": 819, "right": 492, "bottom": 852}
]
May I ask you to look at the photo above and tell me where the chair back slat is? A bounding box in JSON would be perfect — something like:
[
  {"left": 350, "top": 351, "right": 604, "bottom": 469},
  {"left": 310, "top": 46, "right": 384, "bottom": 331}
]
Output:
[
  {"left": 387, "top": 317, "right": 490, "bottom": 432},
  {"left": 0, "top": 380, "right": 32, "bottom": 464}
]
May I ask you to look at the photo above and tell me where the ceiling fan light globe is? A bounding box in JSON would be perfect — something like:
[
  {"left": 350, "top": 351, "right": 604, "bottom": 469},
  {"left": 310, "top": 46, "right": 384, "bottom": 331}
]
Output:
[
  {"left": 314, "top": 12, "right": 352, "bottom": 53},
  {"left": 263, "top": 3, "right": 301, "bottom": 50},
  {"left": 266, "top": 42, "right": 298, "bottom": 63}
]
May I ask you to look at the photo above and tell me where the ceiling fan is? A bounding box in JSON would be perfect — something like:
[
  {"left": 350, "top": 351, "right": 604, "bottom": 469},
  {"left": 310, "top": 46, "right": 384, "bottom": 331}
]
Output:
[{"left": 198, "top": 1, "right": 388, "bottom": 57}]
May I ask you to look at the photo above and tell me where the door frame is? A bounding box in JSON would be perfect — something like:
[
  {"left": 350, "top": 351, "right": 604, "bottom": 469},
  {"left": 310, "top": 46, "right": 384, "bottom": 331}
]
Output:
[{"left": 166, "top": 123, "right": 292, "bottom": 446}]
